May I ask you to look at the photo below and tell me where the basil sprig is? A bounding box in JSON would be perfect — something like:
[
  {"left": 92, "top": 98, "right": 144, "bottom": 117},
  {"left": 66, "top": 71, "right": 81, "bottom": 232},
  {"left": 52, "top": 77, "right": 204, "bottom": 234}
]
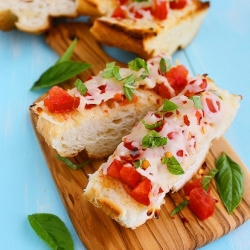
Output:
[
  {"left": 162, "top": 154, "right": 184, "bottom": 175},
  {"left": 142, "top": 130, "right": 167, "bottom": 148},
  {"left": 134, "top": 158, "right": 146, "bottom": 169},
  {"left": 28, "top": 213, "right": 74, "bottom": 250},
  {"left": 56, "top": 154, "right": 90, "bottom": 170},
  {"left": 215, "top": 152, "right": 244, "bottom": 214},
  {"left": 171, "top": 200, "right": 189, "bottom": 216},
  {"left": 31, "top": 38, "right": 91, "bottom": 90}
]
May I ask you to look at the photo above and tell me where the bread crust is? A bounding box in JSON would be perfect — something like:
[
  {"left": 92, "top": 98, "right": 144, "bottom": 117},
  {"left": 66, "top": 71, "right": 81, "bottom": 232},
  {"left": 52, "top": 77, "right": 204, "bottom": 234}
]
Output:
[{"left": 90, "top": 1, "right": 210, "bottom": 59}]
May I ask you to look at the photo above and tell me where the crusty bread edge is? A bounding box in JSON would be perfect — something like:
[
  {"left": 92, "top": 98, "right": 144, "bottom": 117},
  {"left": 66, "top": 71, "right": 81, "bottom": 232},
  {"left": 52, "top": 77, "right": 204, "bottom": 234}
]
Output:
[{"left": 90, "top": 1, "right": 210, "bottom": 59}]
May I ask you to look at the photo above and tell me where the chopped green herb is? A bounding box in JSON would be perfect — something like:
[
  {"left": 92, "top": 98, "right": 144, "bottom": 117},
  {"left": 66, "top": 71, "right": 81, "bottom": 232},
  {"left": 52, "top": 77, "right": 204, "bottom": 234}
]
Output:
[
  {"left": 215, "top": 152, "right": 244, "bottom": 214},
  {"left": 74, "top": 78, "right": 88, "bottom": 95},
  {"left": 202, "top": 169, "right": 218, "bottom": 191},
  {"left": 56, "top": 154, "right": 90, "bottom": 170},
  {"left": 123, "top": 74, "right": 135, "bottom": 102},
  {"left": 101, "top": 62, "right": 116, "bottom": 79},
  {"left": 134, "top": 158, "right": 146, "bottom": 169},
  {"left": 28, "top": 213, "right": 74, "bottom": 250},
  {"left": 162, "top": 154, "right": 184, "bottom": 175},
  {"left": 160, "top": 57, "right": 171, "bottom": 75},
  {"left": 128, "top": 57, "right": 148, "bottom": 72},
  {"left": 171, "top": 200, "right": 189, "bottom": 216},
  {"left": 189, "top": 95, "right": 203, "bottom": 109},
  {"left": 142, "top": 118, "right": 163, "bottom": 130},
  {"left": 142, "top": 130, "right": 167, "bottom": 148},
  {"left": 113, "top": 66, "right": 123, "bottom": 81},
  {"left": 161, "top": 99, "right": 178, "bottom": 112}
]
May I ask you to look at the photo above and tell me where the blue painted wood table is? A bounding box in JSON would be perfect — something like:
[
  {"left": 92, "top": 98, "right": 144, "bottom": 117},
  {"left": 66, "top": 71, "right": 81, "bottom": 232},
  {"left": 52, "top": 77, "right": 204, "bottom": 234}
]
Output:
[{"left": 0, "top": 0, "right": 249, "bottom": 249}]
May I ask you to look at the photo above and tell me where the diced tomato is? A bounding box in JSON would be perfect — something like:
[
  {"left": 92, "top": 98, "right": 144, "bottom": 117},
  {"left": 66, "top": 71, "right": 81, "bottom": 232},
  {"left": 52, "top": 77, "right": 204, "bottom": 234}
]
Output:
[
  {"left": 176, "top": 150, "right": 183, "bottom": 157},
  {"left": 154, "top": 83, "right": 172, "bottom": 99},
  {"left": 153, "top": 0, "right": 168, "bottom": 21},
  {"left": 84, "top": 104, "right": 96, "bottom": 109},
  {"left": 166, "top": 65, "right": 188, "bottom": 94},
  {"left": 107, "top": 159, "right": 123, "bottom": 178},
  {"left": 189, "top": 187, "right": 216, "bottom": 220},
  {"left": 98, "top": 84, "right": 106, "bottom": 94},
  {"left": 120, "top": 166, "right": 142, "bottom": 188},
  {"left": 135, "top": 7, "right": 152, "bottom": 19},
  {"left": 112, "top": 6, "right": 126, "bottom": 19},
  {"left": 44, "top": 86, "right": 79, "bottom": 113},
  {"left": 130, "top": 178, "right": 151, "bottom": 206},
  {"left": 169, "top": 0, "right": 187, "bottom": 9},
  {"left": 123, "top": 141, "right": 134, "bottom": 150},
  {"left": 183, "top": 178, "right": 203, "bottom": 196},
  {"left": 205, "top": 98, "right": 220, "bottom": 113},
  {"left": 199, "top": 78, "right": 207, "bottom": 89}
]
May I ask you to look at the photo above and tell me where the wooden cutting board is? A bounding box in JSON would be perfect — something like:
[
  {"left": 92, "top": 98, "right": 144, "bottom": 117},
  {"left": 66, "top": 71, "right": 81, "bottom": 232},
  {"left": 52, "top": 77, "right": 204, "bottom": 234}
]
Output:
[{"left": 30, "top": 22, "right": 250, "bottom": 250}]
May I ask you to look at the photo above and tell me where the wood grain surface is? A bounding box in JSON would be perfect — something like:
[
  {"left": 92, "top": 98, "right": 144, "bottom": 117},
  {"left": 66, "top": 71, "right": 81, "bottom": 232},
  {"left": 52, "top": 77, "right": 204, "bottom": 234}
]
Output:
[{"left": 30, "top": 22, "right": 250, "bottom": 250}]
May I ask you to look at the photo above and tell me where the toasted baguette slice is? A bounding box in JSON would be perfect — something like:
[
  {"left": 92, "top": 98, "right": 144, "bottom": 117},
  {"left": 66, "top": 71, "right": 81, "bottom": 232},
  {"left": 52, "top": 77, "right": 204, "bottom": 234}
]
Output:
[
  {"left": 83, "top": 77, "right": 241, "bottom": 229},
  {"left": 0, "top": 0, "right": 79, "bottom": 34},
  {"left": 90, "top": 0, "right": 209, "bottom": 59},
  {"left": 30, "top": 54, "right": 192, "bottom": 158}
]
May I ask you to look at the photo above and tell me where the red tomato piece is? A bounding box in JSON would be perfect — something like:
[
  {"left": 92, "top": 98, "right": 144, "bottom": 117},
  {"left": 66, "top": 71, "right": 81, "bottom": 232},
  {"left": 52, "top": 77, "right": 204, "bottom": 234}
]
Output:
[
  {"left": 189, "top": 187, "right": 216, "bottom": 220},
  {"left": 166, "top": 65, "right": 188, "bottom": 94},
  {"left": 183, "top": 178, "right": 203, "bottom": 196},
  {"left": 169, "top": 0, "right": 187, "bottom": 9},
  {"left": 154, "top": 83, "right": 172, "bottom": 99},
  {"left": 176, "top": 150, "right": 183, "bottom": 157},
  {"left": 107, "top": 159, "right": 123, "bottom": 178},
  {"left": 120, "top": 166, "right": 142, "bottom": 188},
  {"left": 98, "top": 84, "right": 106, "bottom": 94},
  {"left": 130, "top": 178, "right": 151, "bottom": 206},
  {"left": 44, "top": 86, "right": 79, "bottom": 113},
  {"left": 153, "top": 0, "right": 168, "bottom": 21},
  {"left": 112, "top": 6, "right": 126, "bottom": 18}
]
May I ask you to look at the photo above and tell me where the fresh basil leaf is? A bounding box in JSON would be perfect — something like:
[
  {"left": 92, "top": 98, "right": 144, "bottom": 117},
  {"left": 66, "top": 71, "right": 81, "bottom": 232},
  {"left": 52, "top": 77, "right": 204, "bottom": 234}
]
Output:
[
  {"left": 56, "top": 154, "right": 90, "bottom": 170},
  {"left": 74, "top": 78, "right": 88, "bottom": 95},
  {"left": 202, "top": 169, "right": 218, "bottom": 191},
  {"left": 142, "top": 130, "right": 167, "bottom": 148},
  {"left": 123, "top": 74, "right": 135, "bottom": 102},
  {"left": 113, "top": 66, "right": 123, "bottom": 81},
  {"left": 215, "top": 152, "right": 244, "bottom": 214},
  {"left": 56, "top": 38, "right": 77, "bottom": 64},
  {"left": 189, "top": 95, "right": 203, "bottom": 109},
  {"left": 160, "top": 57, "right": 171, "bottom": 75},
  {"left": 171, "top": 200, "right": 189, "bottom": 216},
  {"left": 134, "top": 158, "right": 146, "bottom": 169},
  {"left": 101, "top": 62, "right": 116, "bottom": 79},
  {"left": 142, "top": 118, "right": 163, "bottom": 130},
  {"left": 31, "top": 61, "right": 91, "bottom": 90},
  {"left": 162, "top": 154, "right": 184, "bottom": 175},
  {"left": 161, "top": 99, "right": 178, "bottom": 112},
  {"left": 28, "top": 213, "right": 74, "bottom": 250}
]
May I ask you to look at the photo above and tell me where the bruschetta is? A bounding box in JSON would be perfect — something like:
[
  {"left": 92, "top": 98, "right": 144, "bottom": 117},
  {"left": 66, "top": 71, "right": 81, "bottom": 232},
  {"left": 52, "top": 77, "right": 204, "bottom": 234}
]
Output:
[
  {"left": 83, "top": 75, "right": 241, "bottom": 228},
  {"left": 90, "top": 0, "right": 210, "bottom": 59},
  {"left": 30, "top": 54, "right": 191, "bottom": 158}
]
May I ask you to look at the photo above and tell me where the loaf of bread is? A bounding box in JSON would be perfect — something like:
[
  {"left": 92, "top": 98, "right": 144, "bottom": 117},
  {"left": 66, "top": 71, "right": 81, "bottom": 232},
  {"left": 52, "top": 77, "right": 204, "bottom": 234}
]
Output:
[
  {"left": 90, "top": 0, "right": 210, "bottom": 59},
  {"left": 30, "top": 54, "right": 192, "bottom": 158},
  {"left": 0, "top": 0, "right": 79, "bottom": 33},
  {"left": 83, "top": 76, "right": 241, "bottom": 229}
]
